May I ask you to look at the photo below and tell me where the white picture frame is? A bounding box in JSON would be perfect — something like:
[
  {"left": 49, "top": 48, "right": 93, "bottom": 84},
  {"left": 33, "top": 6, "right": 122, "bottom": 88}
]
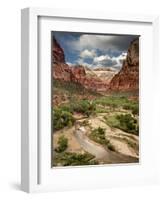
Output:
[{"left": 21, "top": 7, "right": 159, "bottom": 193}]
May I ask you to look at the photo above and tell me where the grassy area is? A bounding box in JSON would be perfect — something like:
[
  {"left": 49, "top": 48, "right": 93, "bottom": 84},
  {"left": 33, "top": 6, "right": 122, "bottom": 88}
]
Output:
[
  {"left": 89, "top": 127, "right": 115, "bottom": 151},
  {"left": 94, "top": 96, "right": 139, "bottom": 115},
  {"left": 95, "top": 105, "right": 110, "bottom": 113},
  {"left": 104, "top": 114, "right": 139, "bottom": 135},
  {"left": 53, "top": 152, "right": 98, "bottom": 166}
]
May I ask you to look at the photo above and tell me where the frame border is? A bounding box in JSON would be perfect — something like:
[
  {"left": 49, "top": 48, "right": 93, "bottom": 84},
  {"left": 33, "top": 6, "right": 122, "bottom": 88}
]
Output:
[{"left": 21, "top": 7, "right": 159, "bottom": 193}]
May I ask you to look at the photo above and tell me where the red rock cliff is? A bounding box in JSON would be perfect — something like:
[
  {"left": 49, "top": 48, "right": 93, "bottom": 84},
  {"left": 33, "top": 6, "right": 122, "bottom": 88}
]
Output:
[
  {"left": 52, "top": 37, "right": 65, "bottom": 63},
  {"left": 52, "top": 36, "right": 110, "bottom": 92},
  {"left": 52, "top": 37, "right": 71, "bottom": 81},
  {"left": 109, "top": 38, "right": 139, "bottom": 91}
]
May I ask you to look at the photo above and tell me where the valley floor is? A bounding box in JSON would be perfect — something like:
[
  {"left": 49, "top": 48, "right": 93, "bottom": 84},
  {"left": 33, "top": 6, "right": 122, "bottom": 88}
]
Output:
[
  {"left": 52, "top": 80, "right": 139, "bottom": 167},
  {"left": 53, "top": 102, "right": 139, "bottom": 166}
]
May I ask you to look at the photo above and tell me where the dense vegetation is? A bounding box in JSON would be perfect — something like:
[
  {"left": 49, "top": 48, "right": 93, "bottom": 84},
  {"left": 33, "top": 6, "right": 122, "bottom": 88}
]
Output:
[
  {"left": 55, "top": 135, "right": 68, "bottom": 153},
  {"left": 53, "top": 108, "right": 75, "bottom": 131},
  {"left": 104, "top": 114, "right": 139, "bottom": 135},
  {"left": 71, "top": 100, "right": 96, "bottom": 116},
  {"left": 90, "top": 127, "right": 115, "bottom": 151},
  {"left": 60, "top": 100, "right": 96, "bottom": 116},
  {"left": 94, "top": 96, "right": 139, "bottom": 115},
  {"left": 53, "top": 152, "right": 98, "bottom": 166}
]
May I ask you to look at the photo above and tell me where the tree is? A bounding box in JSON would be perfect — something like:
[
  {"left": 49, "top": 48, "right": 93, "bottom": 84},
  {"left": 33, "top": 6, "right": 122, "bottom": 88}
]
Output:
[{"left": 55, "top": 135, "right": 68, "bottom": 153}]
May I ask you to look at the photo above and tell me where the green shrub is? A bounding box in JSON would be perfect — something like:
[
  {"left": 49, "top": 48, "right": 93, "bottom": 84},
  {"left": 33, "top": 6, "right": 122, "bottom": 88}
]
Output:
[
  {"left": 131, "top": 105, "right": 139, "bottom": 115},
  {"left": 54, "top": 152, "right": 97, "bottom": 166},
  {"left": 72, "top": 100, "right": 96, "bottom": 116},
  {"left": 122, "top": 103, "right": 138, "bottom": 115},
  {"left": 53, "top": 108, "right": 75, "bottom": 131},
  {"left": 90, "top": 127, "right": 115, "bottom": 151},
  {"left": 94, "top": 96, "right": 129, "bottom": 108},
  {"left": 94, "top": 96, "right": 139, "bottom": 115},
  {"left": 107, "top": 142, "right": 116, "bottom": 151},
  {"left": 59, "top": 105, "right": 73, "bottom": 113},
  {"left": 90, "top": 127, "right": 107, "bottom": 145},
  {"left": 81, "top": 120, "right": 90, "bottom": 126},
  {"left": 55, "top": 135, "right": 68, "bottom": 153},
  {"left": 116, "top": 114, "right": 137, "bottom": 133},
  {"left": 105, "top": 114, "right": 139, "bottom": 135},
  {"left": 58, "top": 100, "right": 96, "bottom": 117},
  {"left": 122, "top": 104, "right": 131, "bottom": 110}
]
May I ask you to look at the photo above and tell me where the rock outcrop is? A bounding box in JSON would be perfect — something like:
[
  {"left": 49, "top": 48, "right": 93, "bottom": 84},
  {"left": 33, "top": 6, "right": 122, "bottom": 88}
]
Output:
[
  {"left": 52, "top": 37, "right": 71, "bottom": 81},
  {"left": 52, "top": 37, "right": 65, "bottom": 63},
  {"left": 52, "top": 36, "right": 111, "bottom": 92},
  {"left": 109, "top": 38, "right": 139, "bottom": 91}
]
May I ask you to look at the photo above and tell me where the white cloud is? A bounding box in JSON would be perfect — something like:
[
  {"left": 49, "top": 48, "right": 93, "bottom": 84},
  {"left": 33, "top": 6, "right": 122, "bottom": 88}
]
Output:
[
  {"left": 93, "top": 52, "right": 127, "bottom": 69},
  {"left": 112, "top": 52, "right": 127, "bottom": 67},
  {"left": 94, "top": 55, "right": 111, "bottom": 63},
  {"left": 80, "top": 49, "right": 96, "bottom": 58},
  {"left": 93, "top": 55, "right": 117, "bottom": 67},
  {"left": 68, "top": 34, "right": 136, "bottom": 52},
  {"left": 68, "top": 51, "right": 127, "bottom": 70}
]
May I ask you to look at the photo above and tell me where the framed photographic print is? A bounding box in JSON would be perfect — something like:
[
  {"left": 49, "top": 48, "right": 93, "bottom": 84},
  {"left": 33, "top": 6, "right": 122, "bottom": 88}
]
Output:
[{"left": 21, "top": 8, "right": 159, "bottom": 193}]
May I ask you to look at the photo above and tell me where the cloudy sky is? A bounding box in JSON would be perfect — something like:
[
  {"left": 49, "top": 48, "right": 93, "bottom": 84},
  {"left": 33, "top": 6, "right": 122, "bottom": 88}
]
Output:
[{"left": 53, "top": 31, "right": 138, "bottom": 70}]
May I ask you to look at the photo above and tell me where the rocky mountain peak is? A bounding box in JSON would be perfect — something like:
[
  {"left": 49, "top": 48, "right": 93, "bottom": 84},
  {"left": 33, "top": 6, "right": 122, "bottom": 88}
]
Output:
[
  {"left": 52, "top": 36, "right": 65, "bottom": 63},
  {"left": 109, "top": 38, "right": 139, "bottom": 91}
]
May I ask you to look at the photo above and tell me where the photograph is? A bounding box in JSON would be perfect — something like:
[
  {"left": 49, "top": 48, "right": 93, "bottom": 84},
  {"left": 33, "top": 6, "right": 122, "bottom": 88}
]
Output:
[{"left": 52, "top": 31, "right": 139, "bottom": 167}]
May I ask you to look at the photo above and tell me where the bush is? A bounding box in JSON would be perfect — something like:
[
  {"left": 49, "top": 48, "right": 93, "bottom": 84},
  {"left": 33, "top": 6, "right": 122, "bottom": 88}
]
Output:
[
  {"left": 53, "top": 108, "right": 75, "bottom": 131},
  {"left": 90, "top": 127, "right": 115, "bottom": 151},
  {"left": 105, "top": 114, "right": 139, "bottom": 135},
  {"left": 131, "top": 105, "right": 139, "bottom": 115},
  {"left": 90, "top": 127, "right": 107, "bottom": 145},
  {"left": 94, "top": 96, "right": 139, "bottom": 115},
  {"left": 72, "top": 100, "right": 96, "bottom": 116},
  {"left": 58, "top": 100, "right": 96, "bottom": 117},
  {"left": 123, "top": 103, "right": 139, "bottom": 115},
  {"left": 55, "top": 135, "right": 68, "bottom": 153},
  {"left": 54, "top": 152, "right": 97, "bottom": 166},
  {"left": 81, "top": 120, "right": 90, "bottom": 126},
  {"left": 94, "top": 96, "right": 129, "bottom": 108},
  {"left": 116, "top": 114, "right": 137, "bottom": 133},
  {"left": 107, "top": 142, "right": 116, "bottom": 151},
  {"left": 59, "top": 105, "right": 73, "bottom": 113}
]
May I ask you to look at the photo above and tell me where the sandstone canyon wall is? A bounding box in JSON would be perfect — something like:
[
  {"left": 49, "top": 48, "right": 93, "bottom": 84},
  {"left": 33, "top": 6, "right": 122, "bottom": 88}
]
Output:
[
  {"left": 52, "top": 36, "right": 110, "bottom": 92},
  {"left": 109, "top": 38, "right": 139, "bottom": 91}
]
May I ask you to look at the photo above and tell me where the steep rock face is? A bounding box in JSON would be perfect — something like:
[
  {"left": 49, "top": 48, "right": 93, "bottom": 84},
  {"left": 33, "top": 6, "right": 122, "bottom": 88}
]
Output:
[
  {"left": 52, "top": 36, "right": 110, "bottom": 92},
  {"left": 52, "top": 37, "right": 65, "bottom": 63},
  {"left": 53, "top": 63, "right": 72, "bottom": 82},
  {"left": 52, "top": 37, "right": 71, "bottom": 81},
  {"left": 109, "top": 38, "right": 139, "bottom": 91}
]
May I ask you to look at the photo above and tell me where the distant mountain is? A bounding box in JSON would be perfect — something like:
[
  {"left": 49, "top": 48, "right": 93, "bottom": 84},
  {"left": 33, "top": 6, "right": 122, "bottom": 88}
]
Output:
[
  {"left": 88, "top": 67, "right": 118, "bottom": 82},
  {"left": 93, "top": 67, "right": 117, "bottom": 72}
]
